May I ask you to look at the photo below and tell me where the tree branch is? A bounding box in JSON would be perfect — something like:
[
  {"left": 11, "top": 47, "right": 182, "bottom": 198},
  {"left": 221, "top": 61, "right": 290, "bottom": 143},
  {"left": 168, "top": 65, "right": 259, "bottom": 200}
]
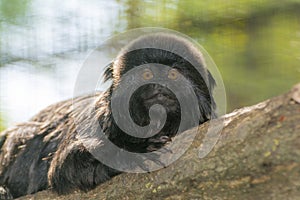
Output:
[{"left": 19, "top": 83, "right": 300, "bottom": 200}]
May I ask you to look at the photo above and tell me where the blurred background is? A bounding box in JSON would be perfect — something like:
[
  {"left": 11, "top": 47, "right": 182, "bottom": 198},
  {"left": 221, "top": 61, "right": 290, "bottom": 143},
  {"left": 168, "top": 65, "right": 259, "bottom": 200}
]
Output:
[{"left": 0, "top": 0, "right": 299, "bottom": 130}]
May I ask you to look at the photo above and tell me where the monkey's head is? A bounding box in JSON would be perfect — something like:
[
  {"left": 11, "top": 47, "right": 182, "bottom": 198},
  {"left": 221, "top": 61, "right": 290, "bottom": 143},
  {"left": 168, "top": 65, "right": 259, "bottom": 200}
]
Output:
[{"left": 99, "top": 33, "right": 216, "bottom": 153}]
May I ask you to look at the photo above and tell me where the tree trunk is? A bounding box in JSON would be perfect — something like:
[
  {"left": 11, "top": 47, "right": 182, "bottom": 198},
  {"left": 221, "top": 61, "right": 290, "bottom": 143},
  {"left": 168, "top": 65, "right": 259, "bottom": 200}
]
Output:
[{"left": 18, "top": 83, "right": 300, "bottom": 200}]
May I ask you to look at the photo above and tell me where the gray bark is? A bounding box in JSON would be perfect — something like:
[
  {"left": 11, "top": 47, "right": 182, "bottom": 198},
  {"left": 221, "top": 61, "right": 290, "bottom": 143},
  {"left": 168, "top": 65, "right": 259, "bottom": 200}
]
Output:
[{"left": 18, "top": 83, "right": 300, "bottom": 200}]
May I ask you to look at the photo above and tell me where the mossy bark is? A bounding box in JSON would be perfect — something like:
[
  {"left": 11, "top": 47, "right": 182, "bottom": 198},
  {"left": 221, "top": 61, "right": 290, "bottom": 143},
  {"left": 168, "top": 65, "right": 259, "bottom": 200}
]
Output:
[{"left": 18, "top": 84, "right": 300, "bottom": 200}]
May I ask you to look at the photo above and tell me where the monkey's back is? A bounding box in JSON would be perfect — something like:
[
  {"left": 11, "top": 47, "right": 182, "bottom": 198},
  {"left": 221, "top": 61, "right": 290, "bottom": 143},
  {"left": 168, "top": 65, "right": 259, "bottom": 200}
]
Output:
[{"left": 0, "top": 92, "right": 102, "bottom": 198}]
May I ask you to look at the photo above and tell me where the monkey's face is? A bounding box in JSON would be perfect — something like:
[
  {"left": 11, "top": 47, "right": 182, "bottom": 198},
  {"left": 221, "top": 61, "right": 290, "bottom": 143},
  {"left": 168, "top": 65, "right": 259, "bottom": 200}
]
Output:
[
  {"left": 131, "top": 68, "right": 181, "bottom": 117},
  {"left": 114, "top": 48, "right": 214, "bottom": 122},
  {"left": 103, "top": 36, "right": 216, "bottom": 153}
]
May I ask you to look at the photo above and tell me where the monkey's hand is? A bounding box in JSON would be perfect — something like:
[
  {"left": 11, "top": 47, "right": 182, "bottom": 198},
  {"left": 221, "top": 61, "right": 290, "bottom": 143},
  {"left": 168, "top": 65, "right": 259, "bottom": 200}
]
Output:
[{"left": 146, "top": 136, "right": 172, "bottom": 151}]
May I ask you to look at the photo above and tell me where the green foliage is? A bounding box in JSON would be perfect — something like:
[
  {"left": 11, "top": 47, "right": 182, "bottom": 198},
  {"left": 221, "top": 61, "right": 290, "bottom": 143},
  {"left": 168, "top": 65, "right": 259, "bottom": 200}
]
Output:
[{"left": 0, "top": 0, "right": 31, "bottom": 24}]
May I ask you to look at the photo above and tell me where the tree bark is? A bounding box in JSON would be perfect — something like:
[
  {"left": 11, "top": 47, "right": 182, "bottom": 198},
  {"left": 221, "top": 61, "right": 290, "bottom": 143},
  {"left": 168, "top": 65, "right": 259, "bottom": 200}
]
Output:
[{"left": 18, "top": 83, "right": 300, "bottom": 200}]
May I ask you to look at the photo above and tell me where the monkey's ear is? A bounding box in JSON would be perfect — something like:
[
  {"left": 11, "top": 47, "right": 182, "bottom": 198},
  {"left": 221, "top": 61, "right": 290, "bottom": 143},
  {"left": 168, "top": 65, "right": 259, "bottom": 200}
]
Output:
[{"left": 103, "top": 62, "right": 114, "bottom": 82}]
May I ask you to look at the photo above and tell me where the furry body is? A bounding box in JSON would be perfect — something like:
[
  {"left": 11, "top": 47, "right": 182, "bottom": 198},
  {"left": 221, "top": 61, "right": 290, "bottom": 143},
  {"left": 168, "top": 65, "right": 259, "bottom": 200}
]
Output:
[{"left": 0, "top": 33, "right": 216, "bottom": 199}]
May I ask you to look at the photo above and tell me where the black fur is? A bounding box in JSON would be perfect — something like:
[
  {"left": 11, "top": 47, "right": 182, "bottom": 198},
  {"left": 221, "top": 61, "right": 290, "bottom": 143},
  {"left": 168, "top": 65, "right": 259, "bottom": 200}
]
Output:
[{"left": 0, "top": 33, "right": 216, "bottom": 199}]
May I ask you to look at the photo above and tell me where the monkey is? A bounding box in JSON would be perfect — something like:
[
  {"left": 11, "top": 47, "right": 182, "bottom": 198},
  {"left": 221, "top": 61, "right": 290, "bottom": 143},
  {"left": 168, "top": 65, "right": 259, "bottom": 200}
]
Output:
[{"left": 0, "top": 33, "right": 216, "bottom": 199}]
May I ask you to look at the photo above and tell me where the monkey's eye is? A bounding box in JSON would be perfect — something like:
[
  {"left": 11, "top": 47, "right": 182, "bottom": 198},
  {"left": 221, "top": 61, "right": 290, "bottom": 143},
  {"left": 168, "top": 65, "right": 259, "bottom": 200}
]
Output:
[
  {"left": 142, "top": 69, "right": 154, "bottom": 80},
  {"left": 168, "top": 69, "right": 179, "bottom": 80}
]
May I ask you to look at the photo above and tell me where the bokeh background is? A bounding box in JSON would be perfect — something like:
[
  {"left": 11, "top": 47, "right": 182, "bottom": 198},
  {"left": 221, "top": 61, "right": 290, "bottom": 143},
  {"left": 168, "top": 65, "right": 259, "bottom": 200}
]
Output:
[{"left": 0, "top": 0, "right": 299, "bottom": 130}]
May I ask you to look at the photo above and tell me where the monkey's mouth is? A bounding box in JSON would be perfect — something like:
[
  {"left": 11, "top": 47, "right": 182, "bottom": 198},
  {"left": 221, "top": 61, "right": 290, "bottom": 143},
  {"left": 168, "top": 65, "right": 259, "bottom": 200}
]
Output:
[
  {"left": 143, "top": 93, "right": 178, "bottom": 112},
  {"left": 136, "top": 84, "right": 180, "bottom": 113}
]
